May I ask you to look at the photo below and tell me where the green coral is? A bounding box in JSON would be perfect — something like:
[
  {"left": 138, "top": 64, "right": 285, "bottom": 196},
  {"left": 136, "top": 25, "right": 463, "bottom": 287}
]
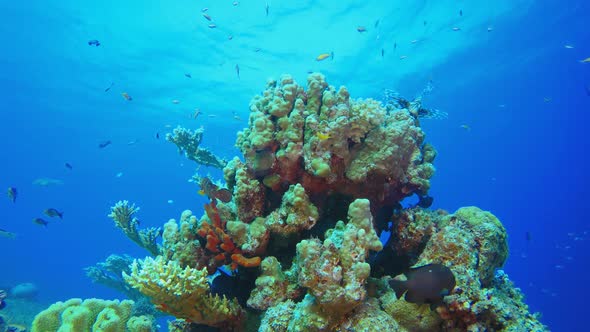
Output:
[
  {"left": 31, "top": 298, "right": 154, "bottom": 332},
  {"left": 108, "top": 201, "right": 161, "bottom": 256}
]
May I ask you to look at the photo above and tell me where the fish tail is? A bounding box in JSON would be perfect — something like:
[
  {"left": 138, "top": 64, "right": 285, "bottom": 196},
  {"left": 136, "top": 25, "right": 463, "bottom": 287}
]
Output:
[
  {"left": 388, "top": 279, "right": 408, "bottom": 299},
  {"left": 58, "top": 212, "right": 64, "bottom": 219}
]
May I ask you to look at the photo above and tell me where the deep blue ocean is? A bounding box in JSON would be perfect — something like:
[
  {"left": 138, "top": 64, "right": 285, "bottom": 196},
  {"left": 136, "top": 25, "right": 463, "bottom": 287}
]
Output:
[{"left": 1, "top": 1, "right": 588, "bottom": 330}]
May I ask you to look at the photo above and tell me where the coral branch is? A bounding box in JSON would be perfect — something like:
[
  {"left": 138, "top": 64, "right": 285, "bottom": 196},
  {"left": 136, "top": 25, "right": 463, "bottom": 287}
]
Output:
[
  {"left": 108, "top": 200, "right": 161, "bottom": 256},
  {"left": 166, "top": 126, "right": 227, "bottom": 169}
]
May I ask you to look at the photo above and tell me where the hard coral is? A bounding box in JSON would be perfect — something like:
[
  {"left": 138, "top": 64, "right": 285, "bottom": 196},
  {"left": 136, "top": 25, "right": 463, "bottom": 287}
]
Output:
[{"left": 108, "top": 200, "right": 161, "bottom": 256}]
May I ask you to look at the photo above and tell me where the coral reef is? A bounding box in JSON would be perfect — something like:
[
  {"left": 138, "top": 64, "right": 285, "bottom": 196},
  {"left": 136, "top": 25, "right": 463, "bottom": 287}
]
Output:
[
  {"left": 123, "top": 256, "right": 245, "bottom": 330},
  {"left": 166, "top": 126, "right": 227, "bottom": 169},
  {"left": 108, "top": 200, "right": 161, "bottom": 256},
  {"left": 31, "top": 298, "right": 156, "bottom": 332},
  {"left": 88, "top": 73, "right": 547, "bottom": 331}
]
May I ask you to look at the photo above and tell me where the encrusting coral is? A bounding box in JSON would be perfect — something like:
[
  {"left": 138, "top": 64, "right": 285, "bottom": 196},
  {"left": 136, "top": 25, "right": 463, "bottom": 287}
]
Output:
[{"left": 30, "top": 298, "right": 155, "bottom": 332}]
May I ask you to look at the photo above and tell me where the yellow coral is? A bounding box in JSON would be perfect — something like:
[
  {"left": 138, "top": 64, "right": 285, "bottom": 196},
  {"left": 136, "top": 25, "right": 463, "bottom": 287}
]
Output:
[
  {"left": 31, "top": 298, "right": 151, "bottom": 332},
  {"left": 123, "top": 256, "right": 244, "bottom": 329}
]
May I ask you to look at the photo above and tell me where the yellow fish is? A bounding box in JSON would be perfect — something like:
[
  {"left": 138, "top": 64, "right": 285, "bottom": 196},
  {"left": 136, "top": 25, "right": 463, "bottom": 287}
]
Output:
[
  {"left": 316, "top": 52, "right": 333, "bottom": 61},
  {"left": 581, "top": 57, "right": 590, "bottom": 63},
  {"left": 460, "top": 124, "right": 471, "bottom": 131},
  {"left": 317, "top": 132, "right": 330, "bottom": 140},
  {"left": 121, "top": 92, "right": 132, "bottom": 101},
  {"left": 198, "top": 189, "right": 206, "bottom": 196}
]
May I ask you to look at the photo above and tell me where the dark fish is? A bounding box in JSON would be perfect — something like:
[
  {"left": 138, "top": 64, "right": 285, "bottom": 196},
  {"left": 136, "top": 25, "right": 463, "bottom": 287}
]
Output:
[
  {"left": 44, "top": 208, "right": 64, "bottom": 219},
  {"left": 374, "top": 19, "right": 380, "bottom": 28},
  {"left": 200, "top": 177, "right": 232, "bottom": 203},
  {"left": 265, "top": 3, "right": 269, "bottom": 16},
  {"left": 381, "top": 48, "right": 384, "bottom": 57},
  {"left": 424, "top": 20, "right": 427, "bottom": 26},
  {"left": 32, "top": 218, "right": 49, "bottom": 226},
  {"left": 394, "top": 42, "right": 397, "bottom": 49},
  {"left": 65, "top": 163, "right": 73, "bottom": 170},
  {"left": 7, "top": 187, "right": 17, "bottom": 203},
  {"left": 98, "top": 140, "right": 112, "bottom": 149},
  {"left": 88, "top": 39, "right": 100, "bottom": 47},
  {"left": 585, "top": 85, "right": 590, "bottom": 96},
  {"left": 416, "top": 194, "right": 433, "bottom": 208},
  {"left": 156, "top": 133, "right": 160, "bottom": 139},
  {"left": 389, "top": 263, "right": 456, "bottom": 308},
  {"left": 525, "top": 231, "right": 531, "bottom": 242},
  {"left": 235, "top": 64, "right": 240, "bottom": 79},
  {"left": 184, "top": 73, "right": 192, "bottom": 78},
  {"left": 459, "top": 9, "right": 463, "bottom": 16},
  {"left": 104, "top": 82, "right": 114, "bottom": 92}
]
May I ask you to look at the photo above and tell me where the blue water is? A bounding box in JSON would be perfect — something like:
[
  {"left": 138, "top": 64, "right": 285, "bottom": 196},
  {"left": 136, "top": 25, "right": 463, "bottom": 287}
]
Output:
[{"left": 1, "top": 0, "right": 588, "bottom": 330}]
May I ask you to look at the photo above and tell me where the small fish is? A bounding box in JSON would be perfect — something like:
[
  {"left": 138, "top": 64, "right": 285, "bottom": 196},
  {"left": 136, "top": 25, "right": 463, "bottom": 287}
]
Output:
[
  {"left": 316, "top": 52, "right": 333, "bottom": 61},
  {"left": 235, "top": 64, "right": 240, "bottom": 79},
  {"left": 167, "top": 199, "right": 174, "bottom": 204},
  {"left": 208, "top": 23, "right": 217, "bottom": 29},
  {"left": 202, "top": 7, "right": 208, "bottom": 12},
  {"left": 192, "top": 109, "right": 202, "bottom": 119},
  {"left": 564, "top": 45, "right": 574, "bottom": 49},
  {"left": 7, "top": 187, "right": 17, "bottom": 203},
  {"left": 156, "top": 133, "right": 160, "bottom": 139},
  {"left": 233, "top": 1, "right": 239, "bottom": 6},
  {"left": 98, "top": 140, "right": 112, "bottom": 149},
  {"left": 374, "top": 19, "right": 380, "bottom": 28},
  {"left": 127, "top": 139, "right": 138, "bottom": 145},
  {"left": 65, "top": 163, "right": 73, "bottom": 170},
  {"left": 184, "top": 73, "right": 192, "bottom": 78},
  {"left": 233, "top": 115, "right": 241, "bottom": 121},
  {"left": 104, "top": 82, "right": 114, "bottom": 92},
  {"left": 381, "top": 48, "right": 384, "bottom": 57},
  {"left": 44, "top": 208, "right": 64, "bottom": 219},
  {"left": 357, "top": 26, "right": 367, "bottom": 33},
  {"left": 400, "top": 55, "right": 408, "bottom": 60},
  {"left": 228, "top": 35, "right": 233, "bottom": 40},
  {"left": 411, "top": 39, "right": 418, "bottom": 44},
  {"left": 0, "top": 228, "right": 16, "bottom": 238},
  {"left": 116, "top": 172, "right": 123, "bottom": 178},
  {"left": 172, "top": 99, "right": 180, "bottom": 104},
  {"left": 121, "top": 92, "right": 132, "bottom": 101},
  {"left": 265, "top": 3, "right": 269, "bottom": 16},
  {"left": 254, "top": 47, "right": 261, "bottom": 52},
  {"left": 208, "top": 114, "right": 217, "bottom": 118},
  {"left": 33, "top": 218, "right": 49, "bottom": 227},
  {"left": 452, "top": 27, "right": 461, "bottom": 31},
  {"left": 198, "top": 189, "right": 206, "bottom": 196},
  {"left": 585, "top": 85, "right": 590, "bottom": 96},
  {"left": 33, "top": 178, "right": 63, "bottom": 186},
  {"left": 394, "top": 42, "right": 397, "bottom": 49},
  {"left": 525, "top": 231, "right": 532, "bottom": 242},
  {"left": 487, "top": 26, "right": 494, "bottom": 32},
  {"left": 317, "top": 132, "right": 330, "bottom": 141},
  {"left": 460, "top": 124, "right": 471, "bottom": 131},
  {"left": 200, "top": 177, "right": 232, "bottom": 203},
  {"left": 459, "top": 9, "right": 463, "bottom": 16},
  {"left": 580, "top": 57, "right": 590, "bottom": 63},
  {"left": 543, "top": 97, "right": 552, "bottom": 103},
  {"left": 88, "top": 39, "right": 100, "bottom": 47},
  {"left": 203, "top": 13, "right": 212, "bottom": 21}
]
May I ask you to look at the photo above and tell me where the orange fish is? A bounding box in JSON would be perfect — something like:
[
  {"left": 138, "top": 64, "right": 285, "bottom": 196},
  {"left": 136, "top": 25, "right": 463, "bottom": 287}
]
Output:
[
  {"left": 200, "top": 177, "right": 232, "bottom": 203},
  {"left": 121, "top": 92, "right": 132, "bottom": 101},
  {"left": 357, "top": 26, "right": 367, "bottom": 32},
  {"left": 316, "top": 52, "right": 333, "bottom": 61}
]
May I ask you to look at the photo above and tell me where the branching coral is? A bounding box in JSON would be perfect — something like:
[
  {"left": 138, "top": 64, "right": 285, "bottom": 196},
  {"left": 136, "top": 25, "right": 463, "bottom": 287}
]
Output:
[
  {"left": 166, "top": 126, "right": 227, "bottom": 169},
  {"left": 108, "top": 201, "right": 161, "bottom": 256},
  {"left": 123, "top": 256, "right": 244, "bottom": 329},
  {"left": 85, "top": 254, "right": 144, "bottom": 301}
]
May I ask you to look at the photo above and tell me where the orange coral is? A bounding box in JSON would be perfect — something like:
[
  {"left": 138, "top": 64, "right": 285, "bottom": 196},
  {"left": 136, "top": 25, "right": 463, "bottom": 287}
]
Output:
[{"left": 197, "top": 200, "right": 261, "bottom": 273}]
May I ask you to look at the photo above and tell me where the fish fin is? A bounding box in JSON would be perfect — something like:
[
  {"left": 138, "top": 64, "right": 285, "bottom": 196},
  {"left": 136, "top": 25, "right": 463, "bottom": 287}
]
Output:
[
  {"left": 388, "top": 279, "right": 408, "bottom": 299},
  {"left": 404, "top": 290, "right": 422, "bottom": 303}
]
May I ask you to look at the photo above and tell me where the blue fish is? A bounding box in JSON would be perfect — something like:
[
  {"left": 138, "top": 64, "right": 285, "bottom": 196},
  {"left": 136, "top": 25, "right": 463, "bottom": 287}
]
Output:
[{"left": 88, "top": 40, "right": 100, "bottom": 47}]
